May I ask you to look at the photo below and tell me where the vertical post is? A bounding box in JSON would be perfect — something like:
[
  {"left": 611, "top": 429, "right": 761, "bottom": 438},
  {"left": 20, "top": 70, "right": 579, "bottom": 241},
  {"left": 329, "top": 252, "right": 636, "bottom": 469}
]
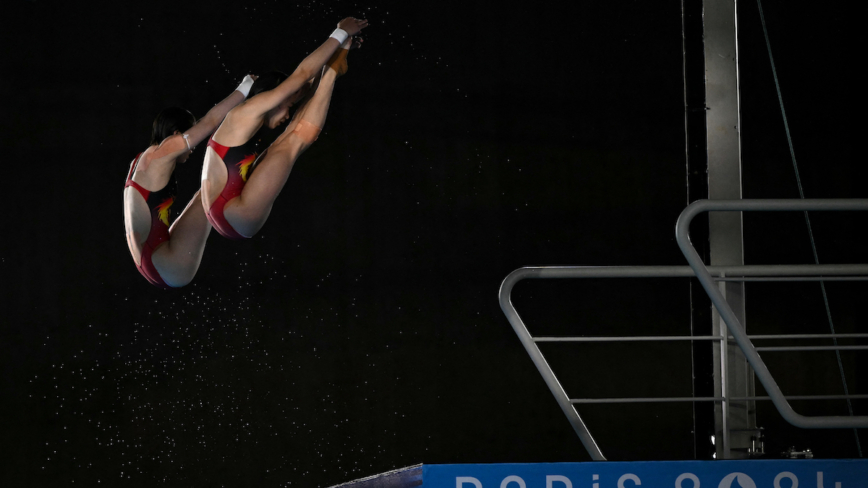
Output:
[{"left": 702, "top": 0, "right": 756, "bottom": 459}]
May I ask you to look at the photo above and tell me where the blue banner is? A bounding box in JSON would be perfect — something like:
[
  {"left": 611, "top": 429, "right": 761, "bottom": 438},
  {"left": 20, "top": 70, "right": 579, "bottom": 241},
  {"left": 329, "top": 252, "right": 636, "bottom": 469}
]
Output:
[{"left": 423, "top": 461, "right": 868, "bottom": 488}]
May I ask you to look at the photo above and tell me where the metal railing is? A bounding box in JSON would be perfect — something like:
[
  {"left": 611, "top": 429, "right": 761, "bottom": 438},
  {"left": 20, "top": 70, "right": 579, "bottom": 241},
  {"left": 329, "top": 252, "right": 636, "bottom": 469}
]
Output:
[
  {"left": 676, "top": 199, "right": 868, "bottom": 430},
  {"left": 499, "top": 199, "right": 868, "bottom": 461}
]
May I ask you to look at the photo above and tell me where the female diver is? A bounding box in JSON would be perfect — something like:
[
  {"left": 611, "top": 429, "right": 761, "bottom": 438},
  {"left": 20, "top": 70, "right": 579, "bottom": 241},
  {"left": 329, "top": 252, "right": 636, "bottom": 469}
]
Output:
[
  {"left": 201, "top": 18, "right": 368, "bottom": 239},
  {"left": 123, "top": 75, "right": 257, "bottom": 288}
]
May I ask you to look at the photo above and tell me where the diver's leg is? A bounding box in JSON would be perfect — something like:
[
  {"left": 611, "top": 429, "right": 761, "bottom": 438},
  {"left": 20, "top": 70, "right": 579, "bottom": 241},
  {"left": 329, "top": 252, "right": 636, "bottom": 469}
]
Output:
[
  {"left": 151, "top": 190, "right": 212, "bottom": 287},
  {"left": 224, "top": 62, "right": 341, "bottom": 237}
]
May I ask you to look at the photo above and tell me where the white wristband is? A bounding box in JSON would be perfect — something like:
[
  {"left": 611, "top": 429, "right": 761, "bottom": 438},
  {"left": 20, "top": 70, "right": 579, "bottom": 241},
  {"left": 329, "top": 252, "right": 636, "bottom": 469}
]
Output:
[
  {"left": 236, "top": 75, "right": 255, "bottom": 98},
  {"left": 329, "top": 28, "right": 349, "bottom": 45}
]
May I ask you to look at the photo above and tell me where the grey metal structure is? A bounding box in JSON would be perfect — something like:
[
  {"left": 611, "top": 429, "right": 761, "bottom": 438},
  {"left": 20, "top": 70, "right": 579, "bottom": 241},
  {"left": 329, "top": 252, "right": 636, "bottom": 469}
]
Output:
[
  {"left": 326, "top": 465, "right": 422, "bottom": 488},
  {"left": 676, "top": 198, "right": 868, "bottom": 430},
  {"left": 499, "top": 198, "right": 868, "bottom": 460},
  {"left": 702, "top": 0, "right": 752, "bottom": 459}
]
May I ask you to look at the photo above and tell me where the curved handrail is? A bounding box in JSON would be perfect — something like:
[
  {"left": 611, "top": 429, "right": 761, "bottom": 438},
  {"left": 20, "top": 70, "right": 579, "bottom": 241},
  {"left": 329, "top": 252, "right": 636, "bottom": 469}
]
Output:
[
  {"left": 675, "top": 198, "right": 868, "bottom": 429},
  {"left": 500, "top": 261, "right": 868, "bottom": 459},
  {"left": 500, "top": 268, "right": 607, "bottom": 460}
]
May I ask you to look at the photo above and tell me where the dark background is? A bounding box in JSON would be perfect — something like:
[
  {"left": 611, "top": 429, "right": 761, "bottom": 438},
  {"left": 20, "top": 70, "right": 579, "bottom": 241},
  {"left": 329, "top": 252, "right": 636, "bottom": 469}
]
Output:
[{"left": 2, "top": 0, "right": 866, "bottom": 486}]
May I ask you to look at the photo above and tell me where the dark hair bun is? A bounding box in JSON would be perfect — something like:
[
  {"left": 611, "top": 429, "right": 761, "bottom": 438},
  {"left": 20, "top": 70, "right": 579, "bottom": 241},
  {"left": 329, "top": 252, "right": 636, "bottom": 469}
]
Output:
[{"left": 151, "top": 107, "right": 196, "bottom": 146}]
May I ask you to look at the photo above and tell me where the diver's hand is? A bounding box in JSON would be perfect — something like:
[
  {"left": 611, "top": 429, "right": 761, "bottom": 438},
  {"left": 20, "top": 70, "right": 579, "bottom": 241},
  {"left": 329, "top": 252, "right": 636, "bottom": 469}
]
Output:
[{"left": 338, "top": 17, "right": 369, "bottom": 36}]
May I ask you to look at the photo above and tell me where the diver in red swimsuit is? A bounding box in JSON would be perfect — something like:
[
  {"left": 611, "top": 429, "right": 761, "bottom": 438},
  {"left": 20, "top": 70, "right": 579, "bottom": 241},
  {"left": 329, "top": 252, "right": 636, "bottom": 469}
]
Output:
[
  {"left": 201, "top": 18, "right": 367, "bottom": 239},
  {"left": 123, "top": 75, "right": 257, "bottom": 288}
]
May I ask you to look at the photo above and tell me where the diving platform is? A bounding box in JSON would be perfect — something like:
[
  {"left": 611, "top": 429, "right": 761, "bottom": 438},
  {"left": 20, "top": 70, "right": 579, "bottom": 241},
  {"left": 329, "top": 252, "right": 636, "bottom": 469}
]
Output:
[
  {"left": 330, "top": 461, "right": 868, "bottom": 488},
  {"left": 329, "top": 465, "right": 422, "bottom": 488}
]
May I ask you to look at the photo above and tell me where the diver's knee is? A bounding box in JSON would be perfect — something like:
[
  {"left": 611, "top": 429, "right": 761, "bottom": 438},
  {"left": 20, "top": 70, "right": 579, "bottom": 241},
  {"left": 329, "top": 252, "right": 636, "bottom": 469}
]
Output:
[{"left": 291, "top": 119, "right": 321, "bottom": 145}]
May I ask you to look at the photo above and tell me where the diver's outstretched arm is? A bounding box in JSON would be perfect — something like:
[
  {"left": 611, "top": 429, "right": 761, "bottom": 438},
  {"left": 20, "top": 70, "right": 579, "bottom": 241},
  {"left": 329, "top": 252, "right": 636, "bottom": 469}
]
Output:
[
  {"left": 184, "top": 75, "right": 258, "bottom": 146},
  {"left": 146, "top": 75, "right": 257, "bottom": 161},
  {"left": 234, "top": 18, "right": 368, "bottom": 120}
]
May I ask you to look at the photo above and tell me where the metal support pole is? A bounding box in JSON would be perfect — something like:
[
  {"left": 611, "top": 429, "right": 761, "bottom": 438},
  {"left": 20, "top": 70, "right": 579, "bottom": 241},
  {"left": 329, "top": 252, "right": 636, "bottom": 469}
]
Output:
[{"left": 703, "top": 0, "right": 754, "bottom": 459}]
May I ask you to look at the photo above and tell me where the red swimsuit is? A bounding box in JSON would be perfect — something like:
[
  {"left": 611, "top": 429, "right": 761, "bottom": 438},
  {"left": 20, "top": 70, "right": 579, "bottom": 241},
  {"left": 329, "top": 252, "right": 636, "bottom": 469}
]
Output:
[
  {"left": 125, "top": 153, "right": 176, "bottom": 288},
  {"left": 205, "top": 137, "right": 261, "bottom": 239}
]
